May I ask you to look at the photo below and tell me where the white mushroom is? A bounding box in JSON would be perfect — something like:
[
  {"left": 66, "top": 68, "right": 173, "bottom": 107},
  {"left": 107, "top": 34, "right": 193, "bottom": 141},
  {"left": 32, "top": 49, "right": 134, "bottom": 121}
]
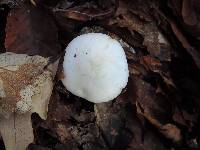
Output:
[
  {"left": 62, "top": 33, "right": 129, "bottom": 103},
  {"left": 0, "top": 52, "right": 58, "bottom": 150}
]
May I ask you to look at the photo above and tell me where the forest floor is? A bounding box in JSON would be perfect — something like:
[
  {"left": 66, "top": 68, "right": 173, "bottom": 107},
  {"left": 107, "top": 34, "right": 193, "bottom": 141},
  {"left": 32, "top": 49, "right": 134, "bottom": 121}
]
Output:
[{"left": 0, "top": 0, "right": 200, "bottom": 150}]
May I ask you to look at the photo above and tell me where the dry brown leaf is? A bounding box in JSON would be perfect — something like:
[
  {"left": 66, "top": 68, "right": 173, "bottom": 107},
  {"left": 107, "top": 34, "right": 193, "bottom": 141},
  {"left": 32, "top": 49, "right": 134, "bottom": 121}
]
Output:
[
  {"left": 169, "top": 20, "right": 200, "bottom": 69},
  {"left": 5, "top": 3, "right": 61, "bottom": 60},
  {"left": 108, "top": 0, "right": 172, "bottom": 61},
  {"left": 53, "top": 1, "right": 116, "bottom": 21},
  {"left": 139, "top": 55, "right": 162, "bottom": 72},
  {"left": 171, "top": 0, "right": 200, "bottom": 39},
  {"left": 132, "top": 76, "right": 181, "bottom": 142}
]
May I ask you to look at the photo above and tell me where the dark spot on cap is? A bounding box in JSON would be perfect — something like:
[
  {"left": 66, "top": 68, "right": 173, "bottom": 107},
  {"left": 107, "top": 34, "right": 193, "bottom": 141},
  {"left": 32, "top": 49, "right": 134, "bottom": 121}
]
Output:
[{"left": 74, "top": 54, "right": 76, "bottom": 58}]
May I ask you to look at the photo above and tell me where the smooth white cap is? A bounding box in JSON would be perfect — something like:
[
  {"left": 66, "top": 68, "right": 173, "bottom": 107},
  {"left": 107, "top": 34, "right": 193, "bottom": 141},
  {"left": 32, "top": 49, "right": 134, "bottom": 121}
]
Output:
[{"left": 62, "top": 33, "right": 129, "bottom": 103}]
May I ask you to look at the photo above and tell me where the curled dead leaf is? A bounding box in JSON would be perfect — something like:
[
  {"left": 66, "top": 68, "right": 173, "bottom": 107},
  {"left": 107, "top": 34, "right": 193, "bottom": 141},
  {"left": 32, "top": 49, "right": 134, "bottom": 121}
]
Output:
[
  {"left": 132, "top": 76, "right": 181, "bottom": 142},
  {"left": 53, "top": 1, "right": 116, "bottom": 21}
]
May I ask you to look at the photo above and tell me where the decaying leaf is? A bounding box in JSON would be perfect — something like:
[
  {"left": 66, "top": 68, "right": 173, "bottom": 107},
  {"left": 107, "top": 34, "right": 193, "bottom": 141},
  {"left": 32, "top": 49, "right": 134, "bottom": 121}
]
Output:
[
  {"left": 0, "top": 52, "right": 52, "bottom": 119},
  {"left": 107, "top": 0, "right": 172, "bottom": 61},
  {"left": 131, "top": 76, "right": 181, "bottom": 142},
  {"left": 53, "top": 1, "right": 116, "bottom": 21},
  {"left": 0, "top": 52, "right": 54, "bottom": 150},
  {"left": 5, "top": 2, "right": 61, "bottom": 60},
  {"left": 171, "top": 0, "right": 200, "bottom": 39}
]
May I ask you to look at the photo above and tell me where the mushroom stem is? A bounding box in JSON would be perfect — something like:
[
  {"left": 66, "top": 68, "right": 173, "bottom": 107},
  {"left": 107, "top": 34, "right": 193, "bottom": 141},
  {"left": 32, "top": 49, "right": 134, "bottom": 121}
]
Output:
[{"left": 0, "top": 112, "right": 33, "bottom": 150}]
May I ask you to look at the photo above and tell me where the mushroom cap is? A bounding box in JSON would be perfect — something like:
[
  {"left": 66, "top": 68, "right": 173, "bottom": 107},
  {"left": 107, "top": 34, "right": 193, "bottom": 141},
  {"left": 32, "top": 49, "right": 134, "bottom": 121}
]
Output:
[{"left": 62, "top": 33, "right": 129, "bottom": 103}]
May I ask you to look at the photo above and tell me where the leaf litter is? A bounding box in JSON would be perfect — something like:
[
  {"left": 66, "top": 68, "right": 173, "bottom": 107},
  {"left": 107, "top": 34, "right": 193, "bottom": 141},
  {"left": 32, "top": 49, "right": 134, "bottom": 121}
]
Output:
[{"left": 0, "top": 0, "right": 200, "bottom": 149}]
